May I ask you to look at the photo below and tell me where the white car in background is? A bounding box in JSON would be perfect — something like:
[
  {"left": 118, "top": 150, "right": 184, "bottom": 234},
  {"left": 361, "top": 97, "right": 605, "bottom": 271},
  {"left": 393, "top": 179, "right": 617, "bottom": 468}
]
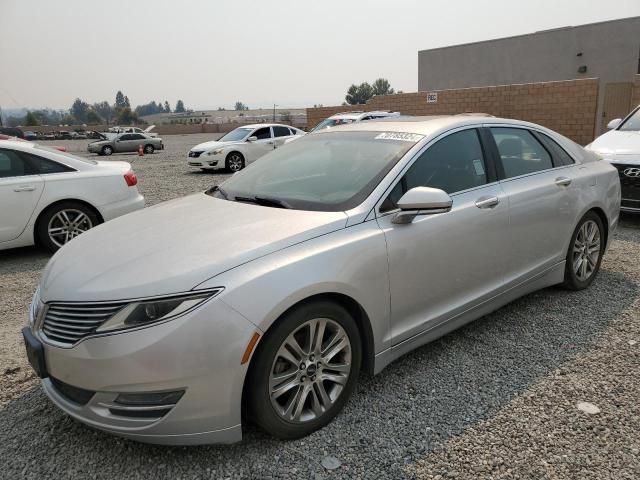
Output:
[
  {"left": 0, "top": 140, "right": 144, "bottom": 252},
  {"left": 587, "top": 105, "right": 640, "bottom": 213},
  {"left": 187, "top": 124, "right": 305, "bottom": 172},
  {"left": 310, "top": 111, "right": 401, "bottom": 132},
  {"left": 108, "top": 125, "right": 158, "bottom": 137}
]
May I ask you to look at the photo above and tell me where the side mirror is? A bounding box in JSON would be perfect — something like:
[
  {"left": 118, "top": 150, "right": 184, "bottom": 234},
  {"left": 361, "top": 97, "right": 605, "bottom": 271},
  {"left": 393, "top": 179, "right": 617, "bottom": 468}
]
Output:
[
  {"left": 392, "top": 187, "right": 452, "bottom": 224},
  {"left": 247, "top": 136, "right": 258, "bottom": 142},
  {"left": 607, "top": 118, "right": 622, "bottom": 130}
]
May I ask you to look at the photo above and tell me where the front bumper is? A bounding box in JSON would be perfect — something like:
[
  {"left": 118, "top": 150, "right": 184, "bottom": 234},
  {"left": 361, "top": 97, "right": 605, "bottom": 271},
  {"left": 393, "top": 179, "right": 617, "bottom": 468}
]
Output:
[
  {"left": 33, "top": 297, "right": 259, "bottom": 445},
  {"left": 610, "top": 162, "right": 640, "bottom": 213},
  {"left": 187, "top": 156, "right": 222, "bottom": 169}
]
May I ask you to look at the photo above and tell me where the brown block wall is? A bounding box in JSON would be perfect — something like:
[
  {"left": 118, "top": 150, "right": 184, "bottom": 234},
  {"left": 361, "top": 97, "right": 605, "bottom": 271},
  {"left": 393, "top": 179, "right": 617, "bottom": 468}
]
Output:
[
  {"left": 632, "top": 75, "right": 640, "bottom": 109},
  {"left": 307, "top": 78, "right": 600, "bottom": 145}
]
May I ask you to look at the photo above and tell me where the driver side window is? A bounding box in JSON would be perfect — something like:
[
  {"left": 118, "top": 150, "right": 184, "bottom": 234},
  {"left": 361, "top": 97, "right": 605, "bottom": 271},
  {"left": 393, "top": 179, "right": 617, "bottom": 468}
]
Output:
[
  {"left": 252, "top": 127, "right": 272, "bottom": 140},
  {"left": 381, "top": 129, "right": 488, "bottom": 212}
]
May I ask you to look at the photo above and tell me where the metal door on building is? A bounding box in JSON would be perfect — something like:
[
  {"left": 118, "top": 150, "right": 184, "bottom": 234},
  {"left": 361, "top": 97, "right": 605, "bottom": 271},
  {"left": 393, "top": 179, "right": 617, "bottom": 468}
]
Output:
[{"left": 601, "top": 82, "right": 633, "bottom": 134}]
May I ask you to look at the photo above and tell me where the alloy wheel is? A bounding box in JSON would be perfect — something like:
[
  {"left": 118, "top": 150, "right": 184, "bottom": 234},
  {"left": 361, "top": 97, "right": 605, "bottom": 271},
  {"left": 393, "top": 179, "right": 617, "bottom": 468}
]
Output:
[
  {"left": 269, "top": 318, "right": 351, "bottom": 423},
  {"left": 47, "top": 209, "right": 94, "bottom": 248},
  {"left": 572, "top": 219, "right": 601, "bottom": 281},
  {"left": 228, "top": 154, "right": 243, "bottom": 172}
]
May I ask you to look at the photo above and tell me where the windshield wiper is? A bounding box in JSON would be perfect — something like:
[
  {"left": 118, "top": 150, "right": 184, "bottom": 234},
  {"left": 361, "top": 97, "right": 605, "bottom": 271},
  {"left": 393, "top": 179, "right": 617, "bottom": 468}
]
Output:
[
  {"left": 234, "top": 195, "right": 291, "bottom": 209},
  {"left": 206, "top": 185, "right": 229, "bottom": 199}
]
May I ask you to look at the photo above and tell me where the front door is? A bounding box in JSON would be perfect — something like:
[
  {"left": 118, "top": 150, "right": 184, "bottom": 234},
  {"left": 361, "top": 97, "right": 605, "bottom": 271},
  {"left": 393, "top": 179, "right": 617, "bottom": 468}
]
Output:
[
  {"left": 375, "top": 128, "right": 509, "bottom": 345},
  {"left": 246, "top": 127, "right": 275, "bottom": 163},
  {"left": 0, "top": 148, "right": 44, "bottom": 243}
]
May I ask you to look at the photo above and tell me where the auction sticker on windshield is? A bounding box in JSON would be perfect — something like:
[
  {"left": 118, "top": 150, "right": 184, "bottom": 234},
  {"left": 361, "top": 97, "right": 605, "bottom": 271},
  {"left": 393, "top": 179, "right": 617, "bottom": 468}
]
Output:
[{"left": 375, "top": 132, "right": 424, "bottom": 142}]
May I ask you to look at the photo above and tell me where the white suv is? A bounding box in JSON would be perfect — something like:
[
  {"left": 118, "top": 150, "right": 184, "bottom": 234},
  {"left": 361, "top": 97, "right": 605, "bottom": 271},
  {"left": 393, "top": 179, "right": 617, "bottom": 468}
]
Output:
[{"left": 310, "top": 111, "right": 400, "bottom": 132}]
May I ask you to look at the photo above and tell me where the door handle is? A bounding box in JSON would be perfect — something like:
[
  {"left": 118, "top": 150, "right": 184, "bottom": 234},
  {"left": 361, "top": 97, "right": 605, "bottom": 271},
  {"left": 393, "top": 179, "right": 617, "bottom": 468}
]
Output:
[
  {"left": 13, "top": 185, "right": 36, "bottom": 192},
  {"left": 555, "top": 176, "right": 572, "bottom": 187},
  {"left": 475, "top": 196, "right": 499, "bottom": 209}
]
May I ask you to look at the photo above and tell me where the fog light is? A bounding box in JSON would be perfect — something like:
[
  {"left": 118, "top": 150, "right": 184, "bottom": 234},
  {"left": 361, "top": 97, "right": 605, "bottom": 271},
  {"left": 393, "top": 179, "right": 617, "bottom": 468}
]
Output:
[{"left": 115, "top": 390, "right": 185, "bottom": 406}]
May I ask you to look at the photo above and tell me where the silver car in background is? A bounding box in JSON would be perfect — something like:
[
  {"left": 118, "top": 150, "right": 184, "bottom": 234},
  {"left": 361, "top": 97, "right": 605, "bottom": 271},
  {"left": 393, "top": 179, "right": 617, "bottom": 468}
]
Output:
[
  {"left": 24, "top": 116, "right": 620, "bottom": 445},
  {"left": 88, "top": 132, "right": 164, "bottom": 156}
]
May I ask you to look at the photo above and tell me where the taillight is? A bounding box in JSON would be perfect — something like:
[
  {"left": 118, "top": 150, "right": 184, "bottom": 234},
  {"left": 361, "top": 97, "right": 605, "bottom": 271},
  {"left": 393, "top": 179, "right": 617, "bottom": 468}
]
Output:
[{"left": 124, "top": 170, "right": 138, "bottom": 187}]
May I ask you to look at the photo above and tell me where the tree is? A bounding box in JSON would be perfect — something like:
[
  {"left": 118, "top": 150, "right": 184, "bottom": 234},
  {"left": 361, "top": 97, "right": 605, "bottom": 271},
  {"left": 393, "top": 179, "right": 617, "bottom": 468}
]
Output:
[
  {"left": 116, "top": 107, "right": 138, "bottom": 125},
  {"left": 115, "top": 90, "right": 127, "bottom": 109},
  {"left": 24, "top": 111, "right": 39, "bottom": 126},
  {"left": 371, "top": 78, "right": 395, "bottom": 96},
  {"left": 124, "top": 96, "right": 131, "bottom": 108},
  {"left": 164, "top": 101, "right": 171, "bottom": 113},
  {"left": 71, "top": 98, "right": 90, "bottom": 123},
  {"left": 234, "top": 101, "right": 248, "bottom": 111},
  {"left": 345, "top": 82, "right": 373, "bottom": 105},
  {"left": 86, "top": 110, "right": 102, "bottom": 125},
  {"left": 93, "top": 102, "right": 113, "bottom": 124},
  {"left": 175, "top": 100, "right": 186, "bottom": 113}
]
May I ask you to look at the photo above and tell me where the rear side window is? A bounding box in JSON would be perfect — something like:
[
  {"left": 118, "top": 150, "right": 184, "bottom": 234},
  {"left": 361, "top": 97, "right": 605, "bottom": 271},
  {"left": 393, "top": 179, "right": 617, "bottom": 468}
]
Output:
[
  {"left": 21, "top": 152, "right": 74, "bottom": 174},
  {"left": 130, "top": 134, "right": 145, "bottom": 140},
  {"left": 0, "top": 149, "right": 30, "bottom": 178},
  {"left": 273, "top": 126, "right": 291, "bottom": 137},
  {"left": 119, "top": 134, "right": 133, "bottom": 141},
  {"left": 491, "top": 128, "right": 553, "bottom": 179},
  {"left": 534, "top": 132, "right": 575, "bottom": 166}
]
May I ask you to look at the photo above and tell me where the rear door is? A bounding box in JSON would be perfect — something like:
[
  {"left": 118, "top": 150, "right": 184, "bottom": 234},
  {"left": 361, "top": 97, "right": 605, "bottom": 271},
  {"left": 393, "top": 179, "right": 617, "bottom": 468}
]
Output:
[
  {"left": 486, "top": 125, "right": 581, "bottom": 286},
  {"left": 0, "top": 148, "right": 44, "bottom": 243},
  {"left": 246, "top": 127, "right": 275, "bottom": 163},
  {"left": 272, "top": 126, "right": 293, "bottom": 147}
]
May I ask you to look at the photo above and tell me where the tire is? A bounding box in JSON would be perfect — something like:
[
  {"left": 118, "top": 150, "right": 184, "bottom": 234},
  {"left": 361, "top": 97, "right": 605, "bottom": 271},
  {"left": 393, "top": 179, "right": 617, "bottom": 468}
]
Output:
[
  {"left": 102, "top": 145, "right": 113, "bottom": 156},
  {"left": 225, "top": 152, "right": 245, "bottom": 173},
  {"left": 246, "top": 300, "right": 362, "bottom": 440},
  {"left": 36, "top": 201, "right": 101, "bottom": 253},
  {"left": 562, "top": 211, "right": 605, "bottom": 290},
  {"left": 144, "top": 144, "right": 154, "bottom": 154}
]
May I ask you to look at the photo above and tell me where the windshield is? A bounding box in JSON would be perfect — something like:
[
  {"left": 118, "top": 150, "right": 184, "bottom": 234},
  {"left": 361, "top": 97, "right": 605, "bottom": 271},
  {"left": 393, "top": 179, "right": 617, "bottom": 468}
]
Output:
[
  {"left": 214, "top": 131, "right": 422, "bottom": 211},
  {"left": 218, "top": 127, "right": 253, "bottom": 142},
  {"left": 310, "top": 118, "right": 356, "bottom": 132},
  {"left": 619, "top": 107, "right": 640, "bottom": 131}
]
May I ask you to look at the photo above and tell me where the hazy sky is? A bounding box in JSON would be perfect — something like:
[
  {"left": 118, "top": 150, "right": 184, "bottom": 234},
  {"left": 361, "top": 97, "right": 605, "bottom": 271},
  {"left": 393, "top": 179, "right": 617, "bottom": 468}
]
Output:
[{"left": 1, "top": 0, "right": 639, "bottom": 111}]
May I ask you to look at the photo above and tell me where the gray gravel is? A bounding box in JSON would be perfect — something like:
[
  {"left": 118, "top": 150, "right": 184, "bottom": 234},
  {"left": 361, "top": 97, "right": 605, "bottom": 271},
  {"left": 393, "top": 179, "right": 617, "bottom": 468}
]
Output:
[{"left": 1, "top": 136, "right": 640, "bottom": 479}]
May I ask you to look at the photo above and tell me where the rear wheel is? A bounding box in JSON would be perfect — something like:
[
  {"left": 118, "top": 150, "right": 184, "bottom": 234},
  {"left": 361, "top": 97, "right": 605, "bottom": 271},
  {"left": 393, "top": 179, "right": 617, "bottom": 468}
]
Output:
[
  {"left": 36, "top": 202, "right": 101, "bottom": 253},
  {"left": 144, "top": 144, "right": 154, "bottom": 154},
  {"left": 102, "top": 145, "right": 113, "bottom": 156},
  {"left": 247, "top": 300, "right": 361, "bottom": 439},
  {"left": 562, "top": 211, "right": 605, "bottom": 290}
]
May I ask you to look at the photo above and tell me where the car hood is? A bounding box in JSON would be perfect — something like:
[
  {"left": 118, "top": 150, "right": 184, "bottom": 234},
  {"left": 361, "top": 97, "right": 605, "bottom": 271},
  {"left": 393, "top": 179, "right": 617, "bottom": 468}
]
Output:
[
  {"left": 589, "top": 129, "right": 640, "bottom": 156},
  {"left": 39, "top": 193, "right": 348, "bottom": 302},
  {"left": 190, "top": 140, "right": 243, "bottom": 151}
]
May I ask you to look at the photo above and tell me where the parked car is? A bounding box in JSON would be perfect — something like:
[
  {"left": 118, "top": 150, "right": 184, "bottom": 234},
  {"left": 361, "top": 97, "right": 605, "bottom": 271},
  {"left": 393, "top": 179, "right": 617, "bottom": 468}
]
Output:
[
  {"left": 310, "top": 110, "right": 401, "bottom": 132},
  {"left": 108, "top": 125, "right": 157, "bottom": 137},
  {"left": 587, "top": 105, "right": 640, "bottom": 213},
  {"left": 23, "top": 116, "right": 619, "bottom": 445},
  {"left": 0, "top": 140, "right": 144, "bottom": 252},
  {"left": 88, "top": 132, "right": 164, "bottom": 156},
  {"left": 70, "top": 131, "right": 88, "bottom": 140},
  {"left": 55, "top": 131, "right": 72, "bottom": 140},
  {"left": 0, "top": 134, "right": 67, "bottom": 152},
  {"left": 23, "top": 131, "right": 38, "bottom": 141},
  {"left": 187, "top": 123, "right": 305, "bottom": 172},
  {"left": 0, "top": 127, "right": 24, "bottom": 138}
]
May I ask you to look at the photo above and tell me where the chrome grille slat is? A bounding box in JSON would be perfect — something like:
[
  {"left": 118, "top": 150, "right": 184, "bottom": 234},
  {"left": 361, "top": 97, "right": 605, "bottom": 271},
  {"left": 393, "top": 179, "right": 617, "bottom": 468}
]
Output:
[{"left": 41, "top": 301, "right": 128, "bottom": 346}]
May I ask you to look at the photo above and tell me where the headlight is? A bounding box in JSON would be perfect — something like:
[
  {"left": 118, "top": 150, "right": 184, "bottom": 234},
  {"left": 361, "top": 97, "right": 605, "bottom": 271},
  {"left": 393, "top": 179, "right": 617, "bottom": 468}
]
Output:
[
  {"left": 96, "top": 288, "right": 222, "bottom": 333},
  {"left": 207, "top": 149, "right": 224, "bottom": 156},
  {"left": 29, "top": 286, "right": 41, "bottom": 327}
]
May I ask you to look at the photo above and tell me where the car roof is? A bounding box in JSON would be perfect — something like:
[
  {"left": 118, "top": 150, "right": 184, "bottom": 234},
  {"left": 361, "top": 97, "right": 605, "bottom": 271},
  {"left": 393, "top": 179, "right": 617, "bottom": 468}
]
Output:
[
  {"left": 0, "top": 139, "right": 36, "bottom": 150},
  {"left": 240, "top": 123, "right": 298, "bottom": 129},
  {"left": 315, "top": 115, "right": 544, "bottom": 136}
]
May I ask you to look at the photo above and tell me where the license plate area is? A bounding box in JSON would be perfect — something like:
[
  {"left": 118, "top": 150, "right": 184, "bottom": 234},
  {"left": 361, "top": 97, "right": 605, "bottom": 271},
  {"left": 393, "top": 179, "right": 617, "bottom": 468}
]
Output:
[{"left": 22, "top": 327, "right": 48, "bottom": 378}]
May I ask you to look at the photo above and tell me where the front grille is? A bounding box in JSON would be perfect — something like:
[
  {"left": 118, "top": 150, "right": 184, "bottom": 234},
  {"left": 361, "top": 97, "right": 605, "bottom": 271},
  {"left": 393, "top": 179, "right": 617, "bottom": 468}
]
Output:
[
  {"left": 611, "top": 163, "right": 640, "bottom": 202},
  {"left": 189, "top": 150, "right": 203, "bottom": 158},
  {"left": 50, "top": 377, "right": 96, "bottom": 405},
  {"left": 42, "top": 301, "right": 127, "bottom": 346}
]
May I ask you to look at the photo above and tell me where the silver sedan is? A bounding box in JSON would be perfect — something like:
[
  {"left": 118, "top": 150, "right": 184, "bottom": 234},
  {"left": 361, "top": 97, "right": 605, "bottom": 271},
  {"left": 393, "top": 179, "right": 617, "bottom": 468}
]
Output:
[
  {"left": 24, "top": 116, "right": 620, "bottom": 445},
  {"left": 88, "top": 132, "right": 164, "bottom": 156}
]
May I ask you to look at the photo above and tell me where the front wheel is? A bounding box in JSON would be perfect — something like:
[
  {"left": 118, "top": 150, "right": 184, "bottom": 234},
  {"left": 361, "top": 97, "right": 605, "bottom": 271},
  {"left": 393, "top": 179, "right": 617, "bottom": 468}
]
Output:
[
  {"left": 562, "top": 211, "right": 605, "bottom": 290},
  {"left": 102, "top": 145, "right": 113, "bottom": 156},
  {"left": 144, "top": 144, "right": 154, "bottom": 154},
  {"left": 226, "top": 152, "right": 245, "bottom": 173},
  {"left": 246, "top": 300, "right": 361, "bottom": 439}
]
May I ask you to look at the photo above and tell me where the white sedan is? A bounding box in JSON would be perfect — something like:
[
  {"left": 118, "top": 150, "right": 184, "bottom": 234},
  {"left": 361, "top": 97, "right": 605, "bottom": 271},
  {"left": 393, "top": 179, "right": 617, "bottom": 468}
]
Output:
[
  {"left": 187, "top": 124, "right": 305, "bottom": 172},
  {"left": 587, "top": 105, "right": 640, "bottom": 213},
  {"left": 0, "top": 140, "right": 145, "bottom": 252}
]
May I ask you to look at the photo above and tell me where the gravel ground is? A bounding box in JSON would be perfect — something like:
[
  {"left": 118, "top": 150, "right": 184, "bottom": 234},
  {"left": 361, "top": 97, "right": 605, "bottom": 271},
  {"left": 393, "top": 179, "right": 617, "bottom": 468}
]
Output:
[{"left": 1, "top": 135, "right": 639, "bottom": 479}]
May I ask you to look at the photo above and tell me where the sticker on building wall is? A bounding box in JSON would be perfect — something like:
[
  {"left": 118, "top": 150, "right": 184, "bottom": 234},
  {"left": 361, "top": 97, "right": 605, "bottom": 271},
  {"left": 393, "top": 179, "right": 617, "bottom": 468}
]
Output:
[{"left": 426, "top": 92, "right": 438, "bottom": 104}]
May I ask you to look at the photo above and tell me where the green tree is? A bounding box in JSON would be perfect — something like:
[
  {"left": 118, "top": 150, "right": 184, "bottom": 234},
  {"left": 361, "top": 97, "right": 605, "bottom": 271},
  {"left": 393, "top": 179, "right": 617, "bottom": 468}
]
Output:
[
  {"left": 24, "top": 111, "right": 39, "bottom": 126},
  {"left": 71, "top": 98, "right": 89, "bottom": 123},
  {"left": 345, "top": 82, "right": 373, "bottom": 105},
  {"left": 175, "top": 100, "right": 186, "bottom": 113},
  {"left": 116, "top": 107, "right": 138, "bottom": 125},
  {"left": 86, "top": 110, "right": 102, "bottom": 124},
  {"left": 164, "top": 101, "right": 171, "bottom": 113},
  {"left": 234, "top": 101, "right": 248, "bottom": 111},
  {"left": 93, "top": 102, "right": 113, "bottom": 124},
  {"left": 115, "top": 90, "right": 127, "bottom": 109},
  {"left": 371, "top": 78, "right": 395, "bottom": 96}
]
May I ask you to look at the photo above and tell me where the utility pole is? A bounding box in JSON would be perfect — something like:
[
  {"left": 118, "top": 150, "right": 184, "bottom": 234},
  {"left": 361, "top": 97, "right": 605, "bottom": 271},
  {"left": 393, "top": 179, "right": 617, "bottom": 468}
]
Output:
[
  {"left": 273, "top": 104, "right": 277, "bottom": 122},
  {"left": 0, "top": 105, "right": 4, "bottom": 127}
]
